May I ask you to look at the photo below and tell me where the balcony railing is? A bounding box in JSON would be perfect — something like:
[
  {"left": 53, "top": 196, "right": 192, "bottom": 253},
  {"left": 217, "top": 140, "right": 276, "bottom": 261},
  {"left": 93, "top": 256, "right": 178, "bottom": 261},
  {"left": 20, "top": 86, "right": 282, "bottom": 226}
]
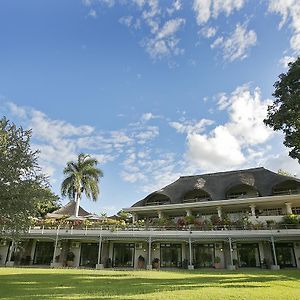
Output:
[{"left": 25, "top": 223, "right": 300, "bottom": 234}]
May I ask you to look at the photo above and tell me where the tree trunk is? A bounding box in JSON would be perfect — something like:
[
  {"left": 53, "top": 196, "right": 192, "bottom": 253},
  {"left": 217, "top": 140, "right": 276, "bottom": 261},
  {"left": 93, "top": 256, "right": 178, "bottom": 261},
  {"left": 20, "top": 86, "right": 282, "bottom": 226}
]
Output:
[{"left": 74, "top": 194, "right": 80, "bottom": 217}]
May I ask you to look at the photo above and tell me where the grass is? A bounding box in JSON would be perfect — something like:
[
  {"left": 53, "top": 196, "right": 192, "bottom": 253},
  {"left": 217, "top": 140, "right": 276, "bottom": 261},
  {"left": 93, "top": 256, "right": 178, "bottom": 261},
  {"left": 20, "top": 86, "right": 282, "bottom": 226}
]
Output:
[{"left": 0, "top": 268, "right": 300, "bottom": 299}]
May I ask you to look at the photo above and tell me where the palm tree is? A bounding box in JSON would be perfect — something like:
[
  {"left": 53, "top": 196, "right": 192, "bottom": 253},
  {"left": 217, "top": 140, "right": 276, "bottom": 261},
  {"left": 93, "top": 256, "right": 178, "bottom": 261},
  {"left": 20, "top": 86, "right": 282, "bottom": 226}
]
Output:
[{"left": 61, "top": 153, "right": 103, "bottom": 217}]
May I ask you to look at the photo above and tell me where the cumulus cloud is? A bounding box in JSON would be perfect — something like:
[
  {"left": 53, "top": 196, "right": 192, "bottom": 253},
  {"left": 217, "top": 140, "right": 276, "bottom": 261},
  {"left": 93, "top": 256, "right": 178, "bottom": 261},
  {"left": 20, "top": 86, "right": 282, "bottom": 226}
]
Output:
[
  {"left": 211, "top": 23, "right": 257, "bottom": 61},
  {"left": 170, "top": 84, "right": 274, "bottom": 172}
]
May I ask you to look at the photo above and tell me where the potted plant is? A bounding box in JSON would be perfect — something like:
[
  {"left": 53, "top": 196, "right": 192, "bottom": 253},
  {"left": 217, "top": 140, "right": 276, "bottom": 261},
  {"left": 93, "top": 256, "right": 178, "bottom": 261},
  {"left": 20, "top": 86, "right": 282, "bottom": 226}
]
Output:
[
  {"left": 214, "top": 256, "right": 221, "bottom": 269},
  {"left": 66, "top": 251, "right": 75, "bottom": 267},
  {"left": 138, "top": 255, "right": 145, "bottom": 269},
  {"left": 152, "top": 258, "right": 160, "bottom": 269}
]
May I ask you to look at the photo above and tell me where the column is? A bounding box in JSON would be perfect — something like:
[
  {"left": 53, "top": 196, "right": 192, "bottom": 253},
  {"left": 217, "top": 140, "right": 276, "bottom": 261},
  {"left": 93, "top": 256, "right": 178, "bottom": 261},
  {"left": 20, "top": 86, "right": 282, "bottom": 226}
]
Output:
[
  {"left": 217, "top": 207, "right": 222, "bottom": 219},
  {"left": 147, "top": 237, "right": 152, "bottom": 269},
  {"left": 250, "top": 204, "right": 256, "bottom": 216},
  {"left": 188, "top": 237, "right": 194, "bottom": 269},
  {"left": 96, "top": 235, "right": 104, "bottom": 269},
  {"left": 6, "top": 240, "right": 15, "bottom": 267},
  {"left": 270, "top": 236, "right": 280, "bottom": 270},
  {"left": 186, "top": 209, "right": 192, "bottom": 217},
  {"left": 285, "top": 203, "right": 292, "bottom": 214},
  {"left": 51, "top": 233, "right": 59, "bottom": 267},
  {"left": 158, "top": 211, "right": 163, "bottom": 219},
  {"left": 227, "top": 237, "right": 235, "bottom": 270},
  {"left": 132, "top": 213, "right": 137, "bottom": 224}
]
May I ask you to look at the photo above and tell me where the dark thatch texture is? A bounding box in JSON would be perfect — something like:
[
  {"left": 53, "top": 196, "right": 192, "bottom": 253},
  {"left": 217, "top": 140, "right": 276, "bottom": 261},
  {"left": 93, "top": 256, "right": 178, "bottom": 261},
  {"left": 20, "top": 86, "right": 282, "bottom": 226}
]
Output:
[{"left": 132, "top": 167, "right": 300, "bottom": 207}]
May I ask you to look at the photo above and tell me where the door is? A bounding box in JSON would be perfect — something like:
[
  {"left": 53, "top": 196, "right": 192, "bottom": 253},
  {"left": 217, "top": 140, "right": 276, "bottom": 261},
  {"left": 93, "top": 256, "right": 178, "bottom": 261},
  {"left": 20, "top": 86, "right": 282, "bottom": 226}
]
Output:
[
  {"left": 113, "top": 243, "right": 135, "bottom": 267},
  {"left": 160, "top": 243, "right": 182, "bottom": 267}
]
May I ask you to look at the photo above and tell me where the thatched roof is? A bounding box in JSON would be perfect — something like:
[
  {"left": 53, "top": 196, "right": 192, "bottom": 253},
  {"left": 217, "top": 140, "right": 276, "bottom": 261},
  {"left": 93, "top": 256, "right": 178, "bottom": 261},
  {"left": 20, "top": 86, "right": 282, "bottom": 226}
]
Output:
[
  {"left": 46, "top": 201, "right": 91, "bottom": 218},
  {"left": 132, "top": 167, "right": 300, "bottom": 207}
]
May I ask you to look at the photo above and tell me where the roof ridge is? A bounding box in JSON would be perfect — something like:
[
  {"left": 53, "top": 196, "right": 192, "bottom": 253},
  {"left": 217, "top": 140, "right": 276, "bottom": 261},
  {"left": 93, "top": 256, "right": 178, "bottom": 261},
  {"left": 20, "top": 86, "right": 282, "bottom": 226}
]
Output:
[{"left": 179, "top": 167, "right": 265, "bottom": 178}]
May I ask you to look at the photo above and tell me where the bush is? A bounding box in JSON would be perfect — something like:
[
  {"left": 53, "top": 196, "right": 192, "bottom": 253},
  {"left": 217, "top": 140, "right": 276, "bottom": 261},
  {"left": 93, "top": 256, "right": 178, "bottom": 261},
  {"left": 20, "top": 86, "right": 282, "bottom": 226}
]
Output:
[{"left": 282, "top": 214, "right": 299, "bottom": 224}]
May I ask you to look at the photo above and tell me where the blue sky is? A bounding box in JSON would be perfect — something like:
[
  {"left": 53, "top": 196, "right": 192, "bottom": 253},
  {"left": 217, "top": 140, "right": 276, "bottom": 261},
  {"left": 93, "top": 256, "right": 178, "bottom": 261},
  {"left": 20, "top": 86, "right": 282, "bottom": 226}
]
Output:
[{"left": 1, "top": 0, "right": 300, "bottom": 215}]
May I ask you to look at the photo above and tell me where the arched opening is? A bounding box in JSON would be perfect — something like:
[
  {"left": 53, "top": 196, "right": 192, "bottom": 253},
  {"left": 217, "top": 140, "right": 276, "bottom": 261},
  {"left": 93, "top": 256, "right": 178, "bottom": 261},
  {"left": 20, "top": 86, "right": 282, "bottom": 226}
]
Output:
[
  {"left": 183, "top": 189, "right": 211, "bottom": 203},
  {"left": 145, "top": 194, "right": 171, "bottom": 206},
  {"left": 272, "top": 180, "right": 300, "bottom": 196},
  {"left": 226, "top": 184, "right": 259, "bottom": 199}
]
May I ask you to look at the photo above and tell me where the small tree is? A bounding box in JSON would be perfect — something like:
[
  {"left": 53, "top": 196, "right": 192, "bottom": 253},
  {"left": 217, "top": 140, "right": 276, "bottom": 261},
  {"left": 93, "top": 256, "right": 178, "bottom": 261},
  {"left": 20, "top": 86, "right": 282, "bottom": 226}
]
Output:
[
  {"left": 264, "top": 57, "right": 300, "bottom": 163},
  {"left": 0, "top": 117, "right": 58, "bottom": 237}
]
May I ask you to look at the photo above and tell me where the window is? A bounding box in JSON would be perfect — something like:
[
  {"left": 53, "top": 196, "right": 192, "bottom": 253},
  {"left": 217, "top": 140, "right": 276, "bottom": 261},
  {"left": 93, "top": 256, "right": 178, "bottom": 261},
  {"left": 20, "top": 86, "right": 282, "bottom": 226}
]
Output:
[
  {"left": 226, "top": 184, "right": 259, "bottom": 199},
  {"left": 146, "top": 194, "right": 170, "bottom": 206},
  {"left": 272, "top": 180, "right": 300, "bottom": 196},
  {"left": 292, "top": 207, "right": 300, "bottom": 215},
  {"left": 160, "top": 244, "right": 182, "bottom": 267},
  {"left": 183, "top": 189, "right": 211, "bottom": 203}
]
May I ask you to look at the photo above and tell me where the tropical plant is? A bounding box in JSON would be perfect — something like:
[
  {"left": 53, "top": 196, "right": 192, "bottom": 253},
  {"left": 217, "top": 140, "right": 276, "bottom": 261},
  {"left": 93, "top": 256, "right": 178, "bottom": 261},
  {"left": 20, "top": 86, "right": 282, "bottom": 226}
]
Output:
[
  {"left": 61, "top": 153, "right": 103, "bottom": 217},
  {"left": 282, "top": 214, "right": 299, "bottom": 225}
]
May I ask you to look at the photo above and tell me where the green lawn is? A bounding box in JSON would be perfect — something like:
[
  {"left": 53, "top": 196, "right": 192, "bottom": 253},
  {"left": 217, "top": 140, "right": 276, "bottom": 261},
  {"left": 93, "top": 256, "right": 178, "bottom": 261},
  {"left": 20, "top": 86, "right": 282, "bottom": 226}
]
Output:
[{"left": 0, "top": 268, "right": 299, "bottom": 299}]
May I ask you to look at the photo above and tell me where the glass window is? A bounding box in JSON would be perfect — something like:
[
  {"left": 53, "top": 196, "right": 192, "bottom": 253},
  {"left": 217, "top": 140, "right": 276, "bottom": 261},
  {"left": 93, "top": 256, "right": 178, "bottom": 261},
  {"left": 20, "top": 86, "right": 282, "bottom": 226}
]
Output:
[
  {"left": 80, "top": 243, "right": 98, "bottom": 268},
  {"left": 160, "top": 243, "right": 182, "bottom": 267},
  {"left": 275, "top": 243, "right": 296, "bottom": 268},
  {"left": 193, "top": 244, "right": 214, "bottom": 268},
  {"left": 33, "top": 241, "right": 54, "bottom": 265},
  {"left": 237, "top": 243, "right": 261, "bottom": 267},
  {"left": 113, "top": 243, "right": 135, "bottom": 267}
]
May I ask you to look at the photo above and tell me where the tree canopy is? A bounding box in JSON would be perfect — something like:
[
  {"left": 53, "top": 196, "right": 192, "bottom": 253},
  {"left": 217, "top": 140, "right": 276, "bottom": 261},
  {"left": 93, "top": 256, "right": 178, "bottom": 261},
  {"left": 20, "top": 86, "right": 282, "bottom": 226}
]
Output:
[
  {"left": 264, "top": 57, "right": 300, "bottom": 163},
  {"left": 0, "top": 117, "right": 58, "bottom": 237},
  {"left": 61, "top": 153, "right": 103, "bottom": 217}
]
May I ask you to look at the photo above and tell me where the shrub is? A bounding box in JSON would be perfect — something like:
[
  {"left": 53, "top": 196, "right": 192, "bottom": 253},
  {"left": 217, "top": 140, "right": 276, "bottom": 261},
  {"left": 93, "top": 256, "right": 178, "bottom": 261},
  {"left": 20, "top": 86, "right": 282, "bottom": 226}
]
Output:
[{"left": 282, "top": 214, "right": 299, "bottom": 225}]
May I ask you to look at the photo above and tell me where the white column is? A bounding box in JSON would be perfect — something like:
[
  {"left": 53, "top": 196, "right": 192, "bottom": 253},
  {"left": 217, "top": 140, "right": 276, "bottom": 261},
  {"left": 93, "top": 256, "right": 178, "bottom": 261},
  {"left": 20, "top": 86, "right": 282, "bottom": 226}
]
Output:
[
  {"left": 158, "top": 211, "right": 163, "bottom": 219},
  {"left": 6, "top": 240, "right": 15, "bottom": 267},
  {"left": 147, "top": 237, "right": 152, "bottom": 269},
  {"left": 250, "top": 204, "right": 256, "bottom": 216},
  {"left": 271, "top": 236, "right": 280, "bottom": 269},
  {"left": 227, "top": 237, "right": 234, "bottom": 270},
  {"left": 188, "top": 237, "right": 194, "bottom": 269},
  {"left": 217, "top": 207, "right": 222, "bottom": 219},
  {"left": 132, "top": 213, "right": 137, "bottom": 224},
  {"left": 186, "top": 209, "right": 192, "bottom": 217},
  {"left": 51, "top": 233, "right": 59, "bottom": 267},
  {"left": 96, "top": 234, "right": 104, "bottom": 269},
  {"left": 285, "top": 203, "right": 292, "bottom": 214}
]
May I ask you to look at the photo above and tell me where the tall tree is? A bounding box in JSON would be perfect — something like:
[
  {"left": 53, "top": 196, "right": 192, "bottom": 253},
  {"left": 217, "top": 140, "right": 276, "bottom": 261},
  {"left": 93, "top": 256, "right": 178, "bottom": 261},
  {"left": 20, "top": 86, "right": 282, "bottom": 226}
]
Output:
[
  {"left": 0, "top": 117, "right": 58, "bottom": 237},
  {"left": 264, "top": 57, "right": 300, "bottom": 163},
  {"left": 61, "top": 153, "right": 103, "bottom": 217}
]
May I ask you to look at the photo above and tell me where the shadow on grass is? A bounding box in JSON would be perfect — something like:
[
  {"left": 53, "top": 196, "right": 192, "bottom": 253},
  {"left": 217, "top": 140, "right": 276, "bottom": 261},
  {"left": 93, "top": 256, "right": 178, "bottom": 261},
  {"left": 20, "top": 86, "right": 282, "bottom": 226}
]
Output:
[{"left": 0, "top": 269, "right": 299, "bottom": 299}]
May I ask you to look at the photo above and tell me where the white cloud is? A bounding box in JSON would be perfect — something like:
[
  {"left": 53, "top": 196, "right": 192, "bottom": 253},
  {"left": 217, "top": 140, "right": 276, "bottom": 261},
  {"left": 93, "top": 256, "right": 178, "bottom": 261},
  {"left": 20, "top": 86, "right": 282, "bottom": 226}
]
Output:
[
  {"left": 143, "top": 18, "right": 185, "bottom": 59},
  {"left": 119, "top": 16, "right": 133, "bottom": 27},
  {"left": 193, "top": 0, "right": 245, "bottom": 25},
  {"left": 211, "top": 23, "right": 257, "bottom": 61},
  {"left": 279, "top": 55, "right": 297, "bottom": 68},
  {"left": 169, "top": 119, "right": 214, "bottom": 134},
  {"left": 268, "top": 0, "right": 300, "bottom": 52},
  {"left": 141, "top": 112, "right": 159, "bottom": 121},
  {"left": 171, "top": 84, "right": 274, "bottom": 172},
  {"left": 88, "top": 9, "right": 97, "bottom": 18},
  {"left": 200, "top": 26, "right": 217, "bottom": 38}
]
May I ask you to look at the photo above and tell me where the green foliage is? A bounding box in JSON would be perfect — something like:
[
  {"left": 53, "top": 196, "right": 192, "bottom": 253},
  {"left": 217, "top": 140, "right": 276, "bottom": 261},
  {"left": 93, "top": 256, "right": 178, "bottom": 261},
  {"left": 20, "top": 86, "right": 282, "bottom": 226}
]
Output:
[
  {"left": 61, "top": 153, "right": 103, "bottom": 216},
  {"left": 214, "top": 256, "right": 221, "bottom": 263},
  {"left": 184, "top": 215, "right": 195, "bottom": 225},
  {"left": 0, "top": 117, "right": 58, "bottom": 236},
  {"left": 117, "top": 210, "right": 131, "bottom": 222},
  {"left": 282, "top": 214, "right": 299, "bottom": 225},
  {"left": 264, "top": 57, "right": 300, "bottom": 163}
]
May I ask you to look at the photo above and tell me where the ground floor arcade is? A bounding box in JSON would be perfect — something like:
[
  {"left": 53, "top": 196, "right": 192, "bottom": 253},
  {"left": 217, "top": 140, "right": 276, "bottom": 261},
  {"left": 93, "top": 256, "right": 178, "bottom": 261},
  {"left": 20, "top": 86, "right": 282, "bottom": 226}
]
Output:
[{"left": 1, "top": 236, "right": 299, "bottom": 270}]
